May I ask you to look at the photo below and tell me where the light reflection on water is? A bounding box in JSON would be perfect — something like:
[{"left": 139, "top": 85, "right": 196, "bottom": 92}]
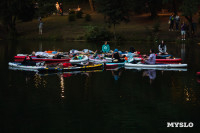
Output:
[{"left": 1, "top": 40, "right": 200, "bottom": 132}]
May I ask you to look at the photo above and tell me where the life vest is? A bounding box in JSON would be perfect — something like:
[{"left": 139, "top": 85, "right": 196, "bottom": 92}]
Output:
[
  {"left": 63, "top": 63, "right": 72, "bottom": 68},
  {"left": 26, "top": 56, "right": 30, "bottom": 60}
]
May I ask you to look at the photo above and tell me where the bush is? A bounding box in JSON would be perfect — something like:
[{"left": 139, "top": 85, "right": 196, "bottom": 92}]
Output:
[
  {"left": 68, "top": 14, "right": 76, "bottom": 21},
  {"left": 85, "top": 14, "right": 91, "bottom": 21},
  {"left": 85, "top": 26, "right": 113, "bottom": 42},
  {"left": 76, "top": 10, "right": 83, "bottom": 18}
]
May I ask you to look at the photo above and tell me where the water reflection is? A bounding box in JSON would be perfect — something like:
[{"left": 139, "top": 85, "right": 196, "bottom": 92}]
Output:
[
  {"left": 60, "top": 74, "right": 65, "bottom": 99},
  {"left": 143, "top": 70, "right": 156, "bottom": 84},
  {"left": 39, "top": 42, "right": 43, "bottom": 51},
  {"left": 111, "top": 68, "right": 123, "bottom": 81},
  {"left": 181, "top": 43, "right": 186, "bottom": 62},
  {"left": 34, "top": 73, "right": 47, "bottom": 88}
]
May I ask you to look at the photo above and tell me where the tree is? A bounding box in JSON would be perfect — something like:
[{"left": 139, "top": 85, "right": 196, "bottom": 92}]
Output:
[
  {"left": 180, "top": 0, "right": 200, "bottom": 36},
  {"left": 147, "top": 0, "right": 163, "bottom": 18},
  {"left": 130, "top": 0, "right": 162, "bottom": 18},
  {"left": 0, "top": 0, "right": 35, "bottom": 38},
  {"left": 89, "top": 0, "right": 95, "bottom": 12},
  {"left": 162, "top": 0, "right": 183, "bottom": 15},
  {"left": 95, "top": 0, "right": 130, "bottom": 40}
]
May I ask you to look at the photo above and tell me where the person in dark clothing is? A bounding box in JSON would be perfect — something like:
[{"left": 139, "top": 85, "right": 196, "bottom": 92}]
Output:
[
  {"left": 112, "top": 49, "right": 124, "bottom": 62},
  {"left": 181, "top": 21, "right": 186, "bottom": 40},
  {"left": 22, "top": 57, "right": 28, "bottom": 65},
  {"left": 22, "top": 55, "right": 36, "bottom": 66},
  {"left": 60, "top": 3, "right": 63, "bottom": 16}
]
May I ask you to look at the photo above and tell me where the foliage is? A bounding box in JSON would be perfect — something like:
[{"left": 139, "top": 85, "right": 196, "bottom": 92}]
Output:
[
  {"left": 37, "top": 3, "right": 56, "bottom": 18},
  {"left": 85, "top": 26, "right": 113, "bottom": 42},
  {"left": 130, "top": 0, "right": 162, "bottom": 18},
  {"left": 95, "top": 0, "right": 130, "bottom": 40},
  {"left": 18, "top": 3, "right": 35, "bottom": 22},
  {"left": 0, "top": 0, "right": 35, "bottom": 38},
  {"left": 85, "top": 14, "right": 91, "bottom": 21},
  {"left": 69, "top": 10, "right": 75, "bottom": 15},
  {"left": 180, "top": 0, "right": 199, "bottom": 17},
  {"left": 68, "top": 14, "right": 76, "bottom": 21},
  {"left": 96, "top": 0, "right": 130, "bottom": 26},
  {"left": 76, "top": 10, "right": 83, "bottom": 18},
  {"left": 180, "top": 0, "right": 200, "bottom": 35},
  {"left": 129, "top": 0, "right": 147, "bottom": 14}
]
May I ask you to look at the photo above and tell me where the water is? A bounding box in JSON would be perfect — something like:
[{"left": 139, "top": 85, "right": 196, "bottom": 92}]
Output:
[{"left": 1, "top": 41, "right": 200, "bottom": 133}]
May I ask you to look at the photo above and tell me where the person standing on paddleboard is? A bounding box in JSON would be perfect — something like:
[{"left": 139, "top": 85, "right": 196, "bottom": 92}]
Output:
[{"left": 102, "top": 41, "right": 110, "bottom": 53}]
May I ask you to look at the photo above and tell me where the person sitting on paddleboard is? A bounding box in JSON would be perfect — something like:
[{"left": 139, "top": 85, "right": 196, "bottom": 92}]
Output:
[
  {"left": 22, "top": 55, "right": 36, "bottom": 66},
  {"left": 102, "top": 41, "right": 110, "bottom": 53},
  {"left": 126, "top": 47, "right": 140, "bottom": 57},
  {"left": 144, "top": 49, "right": 156, "bottom": 65},
  {"left": 112, "top": 49, "right": 124, "bottom": 62},
  {"left": 129, "top": 47, "right": 140, "bottom": 55},
  {"left": 158, "top": 40, "right": 168, "bottom": 55}
]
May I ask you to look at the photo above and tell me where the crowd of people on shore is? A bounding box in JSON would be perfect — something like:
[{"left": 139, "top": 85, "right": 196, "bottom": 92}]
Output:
[{"left": 168, "top": 14, "right": 188, "bottom": 40}]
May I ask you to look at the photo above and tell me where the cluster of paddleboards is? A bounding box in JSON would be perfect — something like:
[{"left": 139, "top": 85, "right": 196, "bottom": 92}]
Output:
[{"left": 9, "top": 51, "right": 188, "bottom": 73}]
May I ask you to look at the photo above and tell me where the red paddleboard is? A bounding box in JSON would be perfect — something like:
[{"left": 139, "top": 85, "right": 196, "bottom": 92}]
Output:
[
  {"left": 14, "top": 56, "right": 36, "bottom": 59},
  {"left": 14, "top": 56, "right": 70, "bottom": 62},
  {"left": 156, "top": 58, "right": 182, "bottom": 62}
]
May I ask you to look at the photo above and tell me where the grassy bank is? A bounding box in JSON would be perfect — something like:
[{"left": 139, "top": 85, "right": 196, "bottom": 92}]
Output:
[{"left": 11, "top": 12, "right": 200, "bottom": 42}]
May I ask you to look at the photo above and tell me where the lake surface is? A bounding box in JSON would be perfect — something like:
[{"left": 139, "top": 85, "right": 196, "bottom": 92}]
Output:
[{"left": 1, "top": 40, "right": 200, "bottom": 133}]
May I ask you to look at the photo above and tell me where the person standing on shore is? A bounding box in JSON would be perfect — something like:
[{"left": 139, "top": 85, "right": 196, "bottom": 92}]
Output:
[
  {"left": 181, "top": 21, "right": 186, "bottom": 40},
  {"left": 55, "top": 2, "right": 60, "bottom": 14},
  {"left": 59, "top": 3, "right": 63, "bottom": 16},
  {"left": 39, "top": 18, "right": 43, "bottom": 35},
  {"left": 175, "top": 14, "right": 180, "bottom": 31}
]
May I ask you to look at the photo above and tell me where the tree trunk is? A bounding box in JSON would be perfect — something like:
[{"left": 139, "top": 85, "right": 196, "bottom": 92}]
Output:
[
  {"left": 7, "top": 15, "right": 17, "bottom": 39},
  {"left": 148, "top": 1, "right": 158, "bottom": 18},
  {"left": 185, "top": 16, "right": 195, "bottom": 37},
  {"left": 113, "top": 24, "right": 116, "bottom": 41},
  {"left": 172, "top": 0, "right": 177, "bottom": 15},
  {"left": 89, "top": 0, "right": 95, "bottom": 12}
]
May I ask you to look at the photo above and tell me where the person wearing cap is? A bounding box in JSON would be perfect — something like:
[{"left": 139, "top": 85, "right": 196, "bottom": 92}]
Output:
[
  {"left": 102, "top": 41, "right": 110, "bottom": 53},
  {"left": 112, "top": 49, "right": 124, "bottom": 62}
]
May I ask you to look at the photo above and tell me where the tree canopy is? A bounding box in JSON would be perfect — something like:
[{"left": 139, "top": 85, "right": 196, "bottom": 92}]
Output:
[{"left": 95, "top": 0, "right": 130, "bottom": 40}]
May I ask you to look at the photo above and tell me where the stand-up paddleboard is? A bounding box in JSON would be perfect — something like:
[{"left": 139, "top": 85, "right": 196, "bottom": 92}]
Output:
[
  {"left": 38, "top": 64, "right": 103, "bottom": 73},
  {"left": 125, "top": 63, "right": 187, "bottom": 68}
]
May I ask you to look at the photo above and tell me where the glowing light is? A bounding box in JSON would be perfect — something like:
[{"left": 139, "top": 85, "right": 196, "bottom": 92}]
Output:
[{"left": 60, "top": 75, "right": 65, "bottom": 99}]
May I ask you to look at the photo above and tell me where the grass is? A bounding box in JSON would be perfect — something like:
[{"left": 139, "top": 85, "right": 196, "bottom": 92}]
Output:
[{"left": 12, "top": 11, "right": 200, "bottom": 42}]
